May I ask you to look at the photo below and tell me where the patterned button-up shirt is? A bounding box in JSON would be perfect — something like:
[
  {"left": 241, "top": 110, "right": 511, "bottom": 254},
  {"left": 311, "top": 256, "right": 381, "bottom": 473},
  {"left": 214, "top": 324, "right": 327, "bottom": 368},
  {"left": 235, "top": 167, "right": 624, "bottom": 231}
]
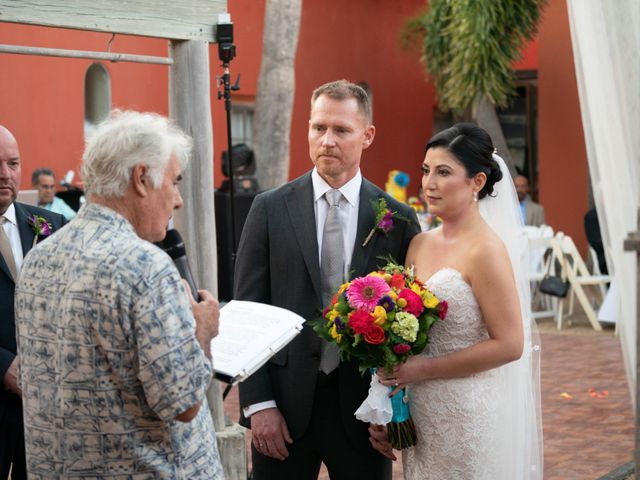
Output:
[{"left": 15, "top": 203, "right": 223, "bottom": 479}]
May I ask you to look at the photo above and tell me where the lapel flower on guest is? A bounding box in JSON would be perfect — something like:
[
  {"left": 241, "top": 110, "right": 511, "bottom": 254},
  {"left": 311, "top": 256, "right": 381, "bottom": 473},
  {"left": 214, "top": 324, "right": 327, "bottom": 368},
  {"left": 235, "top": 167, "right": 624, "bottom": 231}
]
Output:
[
  {"left": 27, "top": 214, "right": 52, "bottom": 247},
  {"left": 362, "top": 198, "right": 397, "bottom": 247}
]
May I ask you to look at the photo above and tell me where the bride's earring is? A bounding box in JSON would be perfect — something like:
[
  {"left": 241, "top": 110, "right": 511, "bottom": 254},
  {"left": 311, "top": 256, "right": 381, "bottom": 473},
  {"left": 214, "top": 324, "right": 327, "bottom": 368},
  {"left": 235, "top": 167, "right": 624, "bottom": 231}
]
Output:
[{"left": 473, "top": 191, "right": 478, "bottom": 203}]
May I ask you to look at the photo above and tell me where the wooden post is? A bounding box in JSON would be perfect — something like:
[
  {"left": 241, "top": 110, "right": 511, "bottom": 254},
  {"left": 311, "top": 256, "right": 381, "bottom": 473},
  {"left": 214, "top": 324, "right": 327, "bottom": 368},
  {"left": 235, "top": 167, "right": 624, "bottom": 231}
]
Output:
[
  {"left": 624, "top": 208, "right": 640, "bottom": 473},
  {"left": 169, "top": 39, "right": 247, "bottom": 479}
]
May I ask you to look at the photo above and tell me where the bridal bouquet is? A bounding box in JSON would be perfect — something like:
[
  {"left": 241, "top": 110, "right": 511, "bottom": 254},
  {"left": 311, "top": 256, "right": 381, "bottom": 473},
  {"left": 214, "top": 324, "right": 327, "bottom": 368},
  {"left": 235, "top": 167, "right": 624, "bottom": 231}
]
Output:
[{"left": 312, "top": 261, "right": 447, "bottom": 449}]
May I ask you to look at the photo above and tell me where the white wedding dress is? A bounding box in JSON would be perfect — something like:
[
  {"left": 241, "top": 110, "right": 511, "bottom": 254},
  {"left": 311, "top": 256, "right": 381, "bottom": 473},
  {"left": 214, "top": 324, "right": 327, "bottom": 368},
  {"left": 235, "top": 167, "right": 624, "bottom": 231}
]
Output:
[{"left": 403, "top": 267, "right": 502, "bottom": 479}]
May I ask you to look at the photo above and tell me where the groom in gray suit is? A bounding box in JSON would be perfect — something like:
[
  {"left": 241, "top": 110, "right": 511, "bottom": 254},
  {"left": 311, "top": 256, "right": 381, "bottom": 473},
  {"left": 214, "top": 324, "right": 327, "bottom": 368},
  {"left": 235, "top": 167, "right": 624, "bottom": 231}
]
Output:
[{"left": 234, "top": 80, "right": 420, "bottom": 479}]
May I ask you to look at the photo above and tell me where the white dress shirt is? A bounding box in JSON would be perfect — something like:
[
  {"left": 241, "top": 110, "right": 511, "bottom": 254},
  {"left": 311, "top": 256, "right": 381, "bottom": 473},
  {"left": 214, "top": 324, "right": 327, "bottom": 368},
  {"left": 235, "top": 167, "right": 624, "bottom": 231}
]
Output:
[
  {"left": 243, "top": 169, "right": 363, "bottom": 419},
  {"left": 2, "top": 203, "right": 25, "bottom": 273}
]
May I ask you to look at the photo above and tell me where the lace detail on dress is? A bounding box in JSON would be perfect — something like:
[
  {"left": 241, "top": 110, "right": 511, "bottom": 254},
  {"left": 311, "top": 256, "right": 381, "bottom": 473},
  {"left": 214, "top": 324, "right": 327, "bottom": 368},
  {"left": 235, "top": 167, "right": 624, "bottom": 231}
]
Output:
[{"left": 403, "top": 268, "right": 501, "bottom": 480}]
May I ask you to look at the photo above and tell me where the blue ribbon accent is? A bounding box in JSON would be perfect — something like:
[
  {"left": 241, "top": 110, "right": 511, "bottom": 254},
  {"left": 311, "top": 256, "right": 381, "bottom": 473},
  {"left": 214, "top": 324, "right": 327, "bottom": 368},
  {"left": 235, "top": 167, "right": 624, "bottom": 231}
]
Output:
[{"left": 389, "top": 387, "right": 410, "bottom": 423}]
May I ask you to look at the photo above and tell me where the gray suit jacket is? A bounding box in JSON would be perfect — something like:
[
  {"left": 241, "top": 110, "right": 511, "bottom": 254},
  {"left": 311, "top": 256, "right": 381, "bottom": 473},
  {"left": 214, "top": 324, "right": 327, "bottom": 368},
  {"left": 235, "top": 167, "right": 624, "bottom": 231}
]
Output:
[
  {"left": 524, "top": 197, "right": 546, "bottom": 227},
  {"left": 234, "top": 171, "right": 420, "bottom": 448}
]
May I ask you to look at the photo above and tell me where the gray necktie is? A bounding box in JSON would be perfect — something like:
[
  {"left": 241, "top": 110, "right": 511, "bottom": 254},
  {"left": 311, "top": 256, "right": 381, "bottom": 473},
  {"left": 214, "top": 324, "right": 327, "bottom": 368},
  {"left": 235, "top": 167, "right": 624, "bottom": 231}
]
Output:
[
  {"left": 320, "top": 189, "right": 344, "bottom": 374},
  {"left": 0, "top": 217, "right": 17, "bottom": 281}
]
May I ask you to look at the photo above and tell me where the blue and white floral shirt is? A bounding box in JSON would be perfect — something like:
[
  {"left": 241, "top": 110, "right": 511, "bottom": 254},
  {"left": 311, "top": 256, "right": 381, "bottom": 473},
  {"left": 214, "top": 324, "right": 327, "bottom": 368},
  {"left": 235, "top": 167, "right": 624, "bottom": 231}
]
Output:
[{"left": 15, "top": 203, "right": 223, "bottom": 479}]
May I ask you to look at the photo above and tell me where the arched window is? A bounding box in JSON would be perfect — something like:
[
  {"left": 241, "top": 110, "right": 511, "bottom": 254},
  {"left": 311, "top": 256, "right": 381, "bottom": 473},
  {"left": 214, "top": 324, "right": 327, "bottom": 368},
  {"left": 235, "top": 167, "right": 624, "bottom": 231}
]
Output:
[{"left": 84, "top": 63, "right": 111, "bottom": 137}]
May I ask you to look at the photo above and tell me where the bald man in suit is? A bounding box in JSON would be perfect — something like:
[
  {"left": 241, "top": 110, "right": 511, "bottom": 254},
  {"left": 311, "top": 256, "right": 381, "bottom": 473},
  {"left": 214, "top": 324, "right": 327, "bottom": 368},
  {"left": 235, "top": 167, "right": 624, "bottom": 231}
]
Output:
[{"left": 0, "top": 125, "right": 65, "bottom": 479}]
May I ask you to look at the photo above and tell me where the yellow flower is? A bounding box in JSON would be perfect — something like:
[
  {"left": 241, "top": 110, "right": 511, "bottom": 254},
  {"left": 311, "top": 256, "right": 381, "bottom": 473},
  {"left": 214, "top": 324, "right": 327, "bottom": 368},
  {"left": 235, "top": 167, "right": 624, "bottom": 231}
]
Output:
[
  {"left": 338, "top": 282, "right": 351, "bottom": 295},
  {"left": 410, "top": 283, "right": 424, "bottom": 296},
  {"left": 388, "top": 290, "right": 398, "bottom": 302},
  {"left": 372, "top": 306, "right": 387, "bottom": 325},
  {"left": 382, "top": 273, "right": 392, "bottom": 283},
  {"left": 422, "top": 292, "right": 439, "bottom": 309},
  {"left": 397, "top": 298, "right": 407, "bottom": 308},
  {"left": 330, "top": 324, "right": 342, "bottom": 342}
]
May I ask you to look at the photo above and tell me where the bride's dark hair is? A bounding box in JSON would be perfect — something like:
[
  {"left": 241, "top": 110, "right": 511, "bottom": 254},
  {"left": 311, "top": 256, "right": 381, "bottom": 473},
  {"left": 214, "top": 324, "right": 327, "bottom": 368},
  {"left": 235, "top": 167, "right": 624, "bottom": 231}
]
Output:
[{"left": 425, "top": 123, "right": 503, "bottom": 199}]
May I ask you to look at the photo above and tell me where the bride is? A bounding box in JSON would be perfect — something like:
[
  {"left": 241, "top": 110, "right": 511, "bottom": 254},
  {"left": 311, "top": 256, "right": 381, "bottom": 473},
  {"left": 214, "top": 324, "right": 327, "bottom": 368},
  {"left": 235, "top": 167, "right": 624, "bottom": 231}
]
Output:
[{"left": 372, "top": 123, "right": 542, "bottom": 479}]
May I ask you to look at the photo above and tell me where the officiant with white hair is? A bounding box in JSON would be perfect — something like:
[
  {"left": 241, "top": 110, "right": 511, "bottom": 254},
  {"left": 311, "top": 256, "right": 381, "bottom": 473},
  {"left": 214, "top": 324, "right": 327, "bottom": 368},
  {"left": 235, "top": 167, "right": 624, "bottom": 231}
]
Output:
[{"left": 14, "top": 110, "right": 224, "bottom": 479}]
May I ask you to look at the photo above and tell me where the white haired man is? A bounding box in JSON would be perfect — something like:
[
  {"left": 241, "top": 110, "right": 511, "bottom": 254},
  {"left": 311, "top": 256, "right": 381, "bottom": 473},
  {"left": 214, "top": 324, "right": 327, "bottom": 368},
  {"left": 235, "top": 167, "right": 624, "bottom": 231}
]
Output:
[{"left": 15, "top": 111, "right": 223, "bottom": 478}]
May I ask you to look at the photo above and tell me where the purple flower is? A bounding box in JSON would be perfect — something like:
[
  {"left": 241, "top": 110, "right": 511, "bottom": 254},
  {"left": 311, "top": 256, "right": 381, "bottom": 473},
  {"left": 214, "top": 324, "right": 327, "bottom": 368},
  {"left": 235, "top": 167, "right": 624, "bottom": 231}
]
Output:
[
  {"left": 27, "top": 215, "right": 53, "bottom": 239},
  {"left": 378, "top": 211, "right": 394, "bottom": 232},
  {"left": 335, "top": 317, "right": 345, "bottom": 331},
  {"left": 377, "top": 295, "right": 395, "bottom": 312}
]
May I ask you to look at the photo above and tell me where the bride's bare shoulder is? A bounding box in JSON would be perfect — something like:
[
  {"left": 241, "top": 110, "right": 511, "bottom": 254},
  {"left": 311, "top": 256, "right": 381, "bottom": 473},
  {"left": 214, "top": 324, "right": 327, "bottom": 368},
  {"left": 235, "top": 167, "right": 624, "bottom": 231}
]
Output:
[
  {"left": 410, "top": 227, "right": 441, "bottom": 248},
  {"left": 467, "top": 227, "right": 511, "bottom": 271},
  {"left": 407, "top": 227, "right": 441, "bottom": 264}
]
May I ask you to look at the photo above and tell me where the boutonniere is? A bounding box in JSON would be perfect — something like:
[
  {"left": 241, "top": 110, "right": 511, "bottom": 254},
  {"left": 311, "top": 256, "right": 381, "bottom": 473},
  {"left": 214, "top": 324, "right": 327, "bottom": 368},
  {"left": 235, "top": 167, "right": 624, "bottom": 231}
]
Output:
[
  {"left": 27, "top": 215, "right": 52, "bottom": 247},
  {"left": 362, "top": 198, "right": 397, "bottom": 247}
]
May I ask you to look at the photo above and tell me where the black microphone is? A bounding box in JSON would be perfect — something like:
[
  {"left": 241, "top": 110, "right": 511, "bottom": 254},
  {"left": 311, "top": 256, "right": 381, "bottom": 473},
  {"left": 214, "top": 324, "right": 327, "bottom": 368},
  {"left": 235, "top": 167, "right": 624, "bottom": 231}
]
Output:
[{"left": 156, "top": 229, "right": 201, "bottom": 302}]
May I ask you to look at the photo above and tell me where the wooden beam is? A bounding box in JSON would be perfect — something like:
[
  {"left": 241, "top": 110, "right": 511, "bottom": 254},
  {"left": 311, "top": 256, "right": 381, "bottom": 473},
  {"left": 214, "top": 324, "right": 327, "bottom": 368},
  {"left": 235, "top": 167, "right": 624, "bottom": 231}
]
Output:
[
  {"left": 0, "top": 44, "right": 172, "bottom": 65},
  {"left": 169, "top": 39, "right": 247, "bottom": 480},
  {"left": 169, "top": 39, "right": 222, "bottom": 428},
  {"left": 624, "top": 210, "right": 640, "bottom": 473},
  {"left": 0, "top": 1, "right": 226, "bottom": 42}
]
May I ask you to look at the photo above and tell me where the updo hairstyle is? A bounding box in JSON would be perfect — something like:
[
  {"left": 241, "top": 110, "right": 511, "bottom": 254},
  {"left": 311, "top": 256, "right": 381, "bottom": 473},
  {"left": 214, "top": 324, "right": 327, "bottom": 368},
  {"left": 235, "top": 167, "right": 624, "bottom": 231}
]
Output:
[{"left": 425, "top": 123, "right": 503, "bottom": 199}]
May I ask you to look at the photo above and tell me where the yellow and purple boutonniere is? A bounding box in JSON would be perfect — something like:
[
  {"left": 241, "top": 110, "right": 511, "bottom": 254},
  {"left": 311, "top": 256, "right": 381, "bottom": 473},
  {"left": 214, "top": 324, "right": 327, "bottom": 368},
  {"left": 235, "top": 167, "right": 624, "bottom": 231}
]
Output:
[
  {"left": 27, "top": 215, "right": 52, "bottom": 247},
  {"left": 362, "top": 198, "right": 396, "bottom": 247}
]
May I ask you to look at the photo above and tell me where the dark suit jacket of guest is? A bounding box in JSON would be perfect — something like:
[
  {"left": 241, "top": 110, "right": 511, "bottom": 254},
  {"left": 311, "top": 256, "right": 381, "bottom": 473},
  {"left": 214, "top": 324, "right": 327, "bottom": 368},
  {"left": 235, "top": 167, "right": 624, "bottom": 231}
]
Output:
[
  {"left": 0, "top": 202, "right": 66, "bottom": 421},
  {"left": 234, "top": 171, "right": 420, "bottom": 449}
]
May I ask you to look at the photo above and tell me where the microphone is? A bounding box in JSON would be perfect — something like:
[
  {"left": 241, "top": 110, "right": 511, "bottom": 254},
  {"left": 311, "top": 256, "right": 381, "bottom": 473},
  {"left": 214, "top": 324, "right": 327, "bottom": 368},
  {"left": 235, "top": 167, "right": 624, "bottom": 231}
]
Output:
[{"left": 155, "top": 229, "right": 201, "bottom": 301}]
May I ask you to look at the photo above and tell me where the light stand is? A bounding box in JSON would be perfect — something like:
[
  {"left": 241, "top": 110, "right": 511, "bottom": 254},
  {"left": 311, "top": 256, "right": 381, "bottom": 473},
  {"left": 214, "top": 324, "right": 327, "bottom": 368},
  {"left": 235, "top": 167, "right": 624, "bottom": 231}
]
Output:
[
  {"left": 216, "top": 15, "right": 240, "bottom": 401},
  {"left": 216, "top": 16, "right": 240, "bottom": 261}
]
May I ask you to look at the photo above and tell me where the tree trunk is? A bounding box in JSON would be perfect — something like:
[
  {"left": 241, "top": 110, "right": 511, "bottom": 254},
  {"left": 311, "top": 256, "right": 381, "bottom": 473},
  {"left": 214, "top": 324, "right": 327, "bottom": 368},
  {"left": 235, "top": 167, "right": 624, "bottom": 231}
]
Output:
[
  {"left": 253, "top": 0, "right": 303, "bottom": 191},
  {"left": 473, "top": 94, "right": 517, "bottom": 179}
]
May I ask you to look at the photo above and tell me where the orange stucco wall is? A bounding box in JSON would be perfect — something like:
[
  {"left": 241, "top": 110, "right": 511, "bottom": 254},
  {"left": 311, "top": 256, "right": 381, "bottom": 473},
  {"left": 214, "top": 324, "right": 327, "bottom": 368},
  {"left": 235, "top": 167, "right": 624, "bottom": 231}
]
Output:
[
  {"left": 0, "top": 24, "right": 168, "bottom": 189},
  {"left": 537, "top": 0, "right": 589, "bottom": 253},
  {"left": 1, "top": 1, "right": 588, "bottom": 256}
]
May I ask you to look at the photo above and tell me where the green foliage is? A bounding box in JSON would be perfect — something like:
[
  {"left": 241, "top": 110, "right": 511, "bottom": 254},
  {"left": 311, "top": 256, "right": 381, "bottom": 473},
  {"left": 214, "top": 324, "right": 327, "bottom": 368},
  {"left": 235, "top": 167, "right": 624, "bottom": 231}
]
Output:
[{"left": 402, "top": 0, "right": 547, "bottom": 115}]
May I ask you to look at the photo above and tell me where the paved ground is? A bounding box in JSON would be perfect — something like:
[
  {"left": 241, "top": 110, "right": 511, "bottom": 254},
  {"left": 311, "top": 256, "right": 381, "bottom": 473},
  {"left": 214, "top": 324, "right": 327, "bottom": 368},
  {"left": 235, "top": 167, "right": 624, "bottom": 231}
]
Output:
[{"left": 221, "top": 308, "right": 634, "bottom": 479}]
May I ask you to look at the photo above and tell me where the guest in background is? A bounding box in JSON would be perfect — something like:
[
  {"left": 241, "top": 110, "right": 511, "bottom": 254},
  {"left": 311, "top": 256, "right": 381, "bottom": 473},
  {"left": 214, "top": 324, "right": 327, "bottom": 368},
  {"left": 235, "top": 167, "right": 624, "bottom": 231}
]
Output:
[
  {"left": 515, "top": 174, "right": 546, "bottom": 226},
  {"left": 0, "top": 126, "right": 66, "bottom": 480},
  {"left": 15, "top": 111, "right": 223, "bottom": 478},
  {"left": 584, "top": 206, "right": 608, "bottom": 274},
  {"left": 31, "top": 167, "right": 76, "bottom": 220}
]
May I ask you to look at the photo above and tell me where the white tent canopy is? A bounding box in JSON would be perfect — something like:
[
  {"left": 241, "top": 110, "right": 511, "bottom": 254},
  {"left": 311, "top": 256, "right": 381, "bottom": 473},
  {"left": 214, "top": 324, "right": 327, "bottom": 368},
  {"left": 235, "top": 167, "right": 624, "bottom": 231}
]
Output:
[{"left": 567, "top": 0, "right": 640, "bottom": 405}]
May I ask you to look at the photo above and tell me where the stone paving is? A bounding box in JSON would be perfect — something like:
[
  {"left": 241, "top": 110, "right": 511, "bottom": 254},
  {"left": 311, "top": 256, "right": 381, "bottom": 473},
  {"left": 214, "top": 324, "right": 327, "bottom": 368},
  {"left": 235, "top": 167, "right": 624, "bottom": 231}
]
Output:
[{"left": 222, "top": 310, "right": 634, "bottom": 479}]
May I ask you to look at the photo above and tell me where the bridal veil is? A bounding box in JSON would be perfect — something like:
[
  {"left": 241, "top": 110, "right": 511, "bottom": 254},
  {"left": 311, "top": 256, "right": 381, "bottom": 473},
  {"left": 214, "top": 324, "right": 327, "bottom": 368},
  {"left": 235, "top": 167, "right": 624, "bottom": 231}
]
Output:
[{"left": 478, "top": 153, "right": 543, "bottom": 479}]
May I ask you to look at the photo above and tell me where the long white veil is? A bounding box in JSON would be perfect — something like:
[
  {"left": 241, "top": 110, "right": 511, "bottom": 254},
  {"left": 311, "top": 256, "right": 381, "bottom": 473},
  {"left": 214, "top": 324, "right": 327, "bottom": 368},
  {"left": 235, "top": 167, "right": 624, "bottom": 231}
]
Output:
[{"left": 478, "top": 154, "right": 543, "bottom": 479}]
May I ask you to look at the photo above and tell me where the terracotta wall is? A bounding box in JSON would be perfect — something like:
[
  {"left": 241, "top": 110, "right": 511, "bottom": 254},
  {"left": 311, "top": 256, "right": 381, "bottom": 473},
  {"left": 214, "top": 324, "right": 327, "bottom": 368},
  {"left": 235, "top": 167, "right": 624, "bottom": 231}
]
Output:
[
  {"left": 1, "top": 1, "right": 589, "bottom": 256},
  {"left": 537, "top": 0, "right": 589, "bottom": 252},
  {"left": 0, "top": 24, "right": 167, "bottom": 189}
]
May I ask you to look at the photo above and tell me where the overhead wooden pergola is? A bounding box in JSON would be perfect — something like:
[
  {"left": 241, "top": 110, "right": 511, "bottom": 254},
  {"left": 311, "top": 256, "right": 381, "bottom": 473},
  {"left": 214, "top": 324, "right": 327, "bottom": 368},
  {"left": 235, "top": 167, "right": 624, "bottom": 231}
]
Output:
[{"left": 0, "top": 1, "right": 245, "bottom": 477}]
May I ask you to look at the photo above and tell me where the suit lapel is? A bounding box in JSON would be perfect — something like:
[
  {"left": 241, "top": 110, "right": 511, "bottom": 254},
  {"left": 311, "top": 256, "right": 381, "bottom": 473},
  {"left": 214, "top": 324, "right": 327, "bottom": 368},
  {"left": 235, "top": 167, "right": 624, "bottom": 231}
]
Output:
[
  {"left": 15, "top": 203, "right": 36, "bottom": 256},
  {"left": 283, "top": 174, "right": 322, "bottom": 302},
  {"left": 0, "top": 242, "right": 12, "bottom": 282},
  {"left": 349, "top": 179, "right": 379, "bottom": 279},
  {"left": 0, "top": 203, "right": 35, "bottom": 282}
]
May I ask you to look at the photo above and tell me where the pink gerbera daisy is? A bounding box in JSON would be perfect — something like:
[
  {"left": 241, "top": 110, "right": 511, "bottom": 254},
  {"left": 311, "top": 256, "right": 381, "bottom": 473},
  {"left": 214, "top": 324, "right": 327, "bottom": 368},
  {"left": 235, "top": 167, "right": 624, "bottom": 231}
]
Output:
[{"left": 346, "top": 275, "right": 391, "bottom": 311}]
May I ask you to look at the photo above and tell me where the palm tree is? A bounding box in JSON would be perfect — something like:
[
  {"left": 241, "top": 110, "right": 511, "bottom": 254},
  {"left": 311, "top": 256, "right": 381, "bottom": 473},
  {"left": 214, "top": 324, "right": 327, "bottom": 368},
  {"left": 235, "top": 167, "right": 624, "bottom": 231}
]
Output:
[{"left": 403, "top": 0, "right": 546, "bottom": 175}]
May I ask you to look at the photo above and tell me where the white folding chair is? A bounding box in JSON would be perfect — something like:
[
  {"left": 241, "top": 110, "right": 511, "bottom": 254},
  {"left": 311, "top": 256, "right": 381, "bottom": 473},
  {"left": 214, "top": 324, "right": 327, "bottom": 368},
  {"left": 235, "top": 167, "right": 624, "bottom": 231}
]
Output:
[{"left": 555, "top": 233, "right": 611, "bottom": 331}]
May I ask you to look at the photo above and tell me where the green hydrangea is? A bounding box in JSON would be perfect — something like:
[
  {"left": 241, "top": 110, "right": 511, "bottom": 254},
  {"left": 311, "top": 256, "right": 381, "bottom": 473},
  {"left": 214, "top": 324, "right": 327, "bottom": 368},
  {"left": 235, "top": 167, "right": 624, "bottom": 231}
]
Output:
[{"left": 391, "top": 312, "right": 419, "bottom": 342}]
